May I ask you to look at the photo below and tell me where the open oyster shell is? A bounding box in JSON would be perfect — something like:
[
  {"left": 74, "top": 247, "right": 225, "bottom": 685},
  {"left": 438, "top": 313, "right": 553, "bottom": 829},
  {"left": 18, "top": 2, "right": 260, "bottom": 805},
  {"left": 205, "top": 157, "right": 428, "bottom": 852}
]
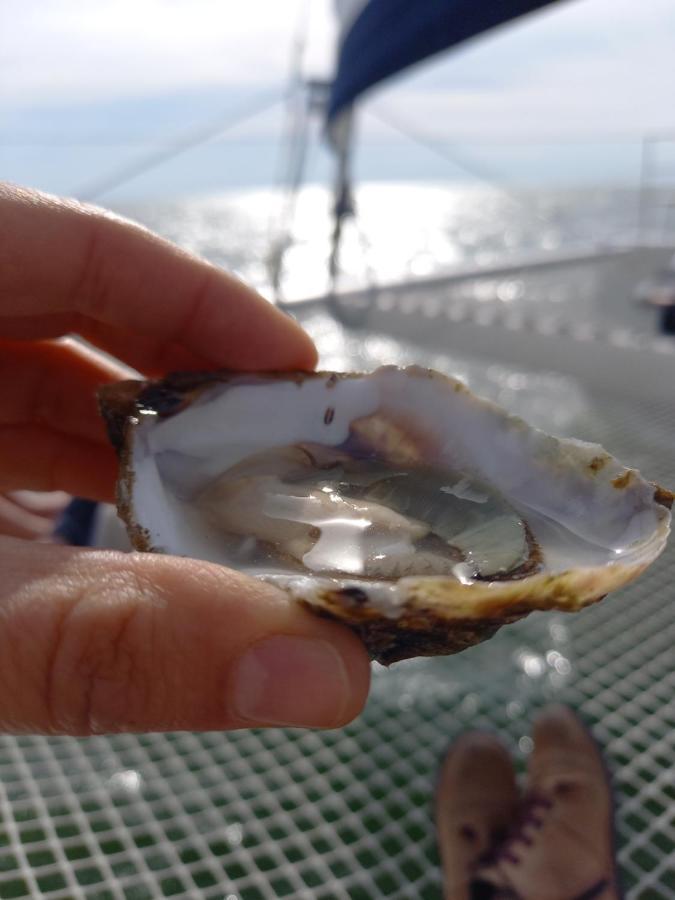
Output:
[{"left": 99, "top": 367, "right": 672, "bottom": 664}]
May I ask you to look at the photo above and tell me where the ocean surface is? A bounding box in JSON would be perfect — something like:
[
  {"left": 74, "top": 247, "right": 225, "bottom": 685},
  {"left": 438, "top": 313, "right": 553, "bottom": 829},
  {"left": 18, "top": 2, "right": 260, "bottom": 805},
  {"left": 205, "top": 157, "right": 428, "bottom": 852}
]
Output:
[
  {"left": 99, "top": 181, "right": 665, "bottom": 457},
  {"left": 113, "top": 181, "right": 675, "bottom": 305}
]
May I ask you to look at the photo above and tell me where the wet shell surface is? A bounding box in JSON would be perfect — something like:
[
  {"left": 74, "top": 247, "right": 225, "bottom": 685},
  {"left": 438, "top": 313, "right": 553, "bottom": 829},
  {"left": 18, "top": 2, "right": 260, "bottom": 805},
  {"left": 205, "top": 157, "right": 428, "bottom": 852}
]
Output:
[{"left": 99, "top": 367, "right": 672, "bottom": 664}]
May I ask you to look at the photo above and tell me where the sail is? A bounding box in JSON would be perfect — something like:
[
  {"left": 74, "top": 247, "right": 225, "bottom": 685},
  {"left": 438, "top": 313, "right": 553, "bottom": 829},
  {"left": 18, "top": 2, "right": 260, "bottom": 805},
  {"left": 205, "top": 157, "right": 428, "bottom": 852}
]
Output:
[{"left": 327, "top": 0, "right": 564, "bottom": 123}]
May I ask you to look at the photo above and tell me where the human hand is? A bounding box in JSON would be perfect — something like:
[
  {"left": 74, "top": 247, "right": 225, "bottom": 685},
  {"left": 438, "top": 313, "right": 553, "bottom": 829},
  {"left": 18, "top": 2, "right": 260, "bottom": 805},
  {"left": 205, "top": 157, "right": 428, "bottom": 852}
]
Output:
[
  {"left": 0, "top": 491, "right": 69, "bottom": 540},
  {"left": 0, "top": 183, "right": 370, "bottom": 735}
]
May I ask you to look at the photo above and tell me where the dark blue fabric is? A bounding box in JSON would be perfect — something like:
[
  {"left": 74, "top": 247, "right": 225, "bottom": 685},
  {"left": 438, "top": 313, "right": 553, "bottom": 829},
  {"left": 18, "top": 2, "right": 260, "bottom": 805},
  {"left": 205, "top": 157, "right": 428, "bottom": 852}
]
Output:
[
  {"left": 327, "top": 0, "right": 563, "bottom": 122},
  {"left": 54, "top": 498, "right": 98, "bottom": 546}
]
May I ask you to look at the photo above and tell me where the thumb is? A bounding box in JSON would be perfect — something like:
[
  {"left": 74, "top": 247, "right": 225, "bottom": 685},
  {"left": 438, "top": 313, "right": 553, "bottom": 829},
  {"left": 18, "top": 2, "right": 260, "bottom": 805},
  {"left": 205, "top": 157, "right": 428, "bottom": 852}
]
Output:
[{"left": 0, "top": 537, "right": 371, "bottom": 734}]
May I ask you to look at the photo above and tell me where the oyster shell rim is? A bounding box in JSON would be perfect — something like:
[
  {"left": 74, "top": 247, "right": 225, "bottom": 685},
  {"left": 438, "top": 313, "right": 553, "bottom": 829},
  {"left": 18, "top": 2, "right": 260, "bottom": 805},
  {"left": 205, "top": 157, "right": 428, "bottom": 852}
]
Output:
[{"left": 98, "top": 366, "right": 673, "bottom": 664}]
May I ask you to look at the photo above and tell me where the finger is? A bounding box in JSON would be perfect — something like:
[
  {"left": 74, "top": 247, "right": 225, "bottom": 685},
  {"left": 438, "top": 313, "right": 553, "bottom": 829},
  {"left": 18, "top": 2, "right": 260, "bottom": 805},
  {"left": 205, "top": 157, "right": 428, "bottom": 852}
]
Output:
[
  {"left": 0, "top": 495, "right": 55, "bottom": 540},
  {"left": 0, "top": 425, "right": 117, "bottom": 501},
  {"left": 0, "top": 538, "right": 371, "bottom": 734},
  {"left": 0, "top": 339, "right": 121, "bottom": 498},
  {"left": 0, "top": 184, "right": 317, "bottom": 372},
  {"left": 7, "top": 491, "right": 70, "bottom": 518},
  {"left": 1, "top": 315, "right": 216, "bottom": 375},
  {"left": 78, "top": 318, "right": 214, "bottom": 375},
  {"left": 0, "top": 338, "right": 128, "bottom": 444},
  {"left": 0, "top": 313, "right": 77, "bottom": 341}
]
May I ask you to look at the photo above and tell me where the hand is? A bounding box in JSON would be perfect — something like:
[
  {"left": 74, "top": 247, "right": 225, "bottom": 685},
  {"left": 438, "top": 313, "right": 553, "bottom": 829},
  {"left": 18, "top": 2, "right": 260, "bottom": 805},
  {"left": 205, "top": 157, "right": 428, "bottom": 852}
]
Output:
[
  {"left": 0, "top": 491, "right": 69, "bottom": 540},
  {"left": 0, "top": 183, "right": 370, "bottom": 735}
]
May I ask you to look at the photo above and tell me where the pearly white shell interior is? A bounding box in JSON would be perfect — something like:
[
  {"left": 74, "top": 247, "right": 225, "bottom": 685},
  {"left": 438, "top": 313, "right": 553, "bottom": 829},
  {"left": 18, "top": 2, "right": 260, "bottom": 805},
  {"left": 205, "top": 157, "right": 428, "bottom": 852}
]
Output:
[{"left": 123, "top": 369, "right": 670, "bottom": 607}]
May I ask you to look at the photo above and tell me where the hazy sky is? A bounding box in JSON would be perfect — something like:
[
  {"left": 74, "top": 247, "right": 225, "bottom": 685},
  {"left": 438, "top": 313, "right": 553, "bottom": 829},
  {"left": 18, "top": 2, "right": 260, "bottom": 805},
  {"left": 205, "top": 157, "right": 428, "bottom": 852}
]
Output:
[{"left": 3, "top": 0, "right": 675, "bottom": 199}]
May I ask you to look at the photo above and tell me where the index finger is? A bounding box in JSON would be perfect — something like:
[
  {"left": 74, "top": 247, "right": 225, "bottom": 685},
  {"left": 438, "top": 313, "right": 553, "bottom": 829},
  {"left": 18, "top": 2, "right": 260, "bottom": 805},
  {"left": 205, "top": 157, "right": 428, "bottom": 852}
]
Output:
[{"left": 0, "top": 183, "right": 317, "bottom": 372}]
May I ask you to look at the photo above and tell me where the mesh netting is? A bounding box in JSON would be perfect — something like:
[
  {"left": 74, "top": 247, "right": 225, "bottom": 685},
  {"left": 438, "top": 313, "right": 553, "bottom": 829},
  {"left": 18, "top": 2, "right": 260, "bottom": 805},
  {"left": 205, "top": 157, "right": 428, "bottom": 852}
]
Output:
[{"left": 1, "top": 318, "right": 674, "bottom": 899}]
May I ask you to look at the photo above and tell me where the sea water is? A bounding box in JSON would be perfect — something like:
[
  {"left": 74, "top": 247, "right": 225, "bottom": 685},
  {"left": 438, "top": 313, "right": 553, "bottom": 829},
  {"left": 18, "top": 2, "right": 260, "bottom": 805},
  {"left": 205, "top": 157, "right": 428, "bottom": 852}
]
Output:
[{"left": 112, "top": 180, "right": 672, "bottom": 321}]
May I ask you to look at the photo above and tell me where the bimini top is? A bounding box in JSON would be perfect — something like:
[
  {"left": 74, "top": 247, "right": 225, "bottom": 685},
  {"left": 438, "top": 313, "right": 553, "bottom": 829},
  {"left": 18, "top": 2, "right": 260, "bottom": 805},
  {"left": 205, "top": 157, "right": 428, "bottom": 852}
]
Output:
[{"left": 326, "top": 0, "right": 564, "bottom": 124}]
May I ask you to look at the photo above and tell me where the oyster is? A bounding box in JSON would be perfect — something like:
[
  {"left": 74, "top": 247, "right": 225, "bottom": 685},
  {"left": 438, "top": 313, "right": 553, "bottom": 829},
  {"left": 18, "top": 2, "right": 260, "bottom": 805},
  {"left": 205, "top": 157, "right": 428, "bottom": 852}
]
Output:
[{"left": 99, "top": 367, "right": 672, "bottom": 664}]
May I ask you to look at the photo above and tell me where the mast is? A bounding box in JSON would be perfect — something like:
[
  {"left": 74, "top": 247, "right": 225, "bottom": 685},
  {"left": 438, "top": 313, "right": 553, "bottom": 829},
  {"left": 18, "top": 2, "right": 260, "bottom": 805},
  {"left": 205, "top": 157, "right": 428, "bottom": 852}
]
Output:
[
  {"left": 327, "top": 109, "right": 355, "bottom": 291},
  {"left": 323, "top": 0, "right": 564, "bottom": 295},
  {"left": 272, "top": 0, "right": 566, "bottom": 303}
]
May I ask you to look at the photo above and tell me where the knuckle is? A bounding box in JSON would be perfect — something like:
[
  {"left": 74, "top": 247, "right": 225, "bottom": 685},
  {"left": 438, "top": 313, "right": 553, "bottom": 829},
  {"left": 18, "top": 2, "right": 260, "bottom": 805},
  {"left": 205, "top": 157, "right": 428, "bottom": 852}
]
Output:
[{"left": 45, "top": 568, "right": 165, "bottom": 734}]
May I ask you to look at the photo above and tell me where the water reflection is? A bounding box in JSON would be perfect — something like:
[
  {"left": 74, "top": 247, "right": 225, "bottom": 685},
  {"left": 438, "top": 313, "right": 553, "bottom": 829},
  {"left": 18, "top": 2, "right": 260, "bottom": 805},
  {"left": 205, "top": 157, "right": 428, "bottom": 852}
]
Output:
[
  {"left": 514, "top": 643, "right": 574, "bottom": 692},
  {"left": 546, "top": 650, "right": 572, "bottom": 676},
  {"left": 107, "top": 769, "right": 143, "bottom": 796},
  {"left": 225, "top": 823, "right": 243, "bottom": 847},
  {"left": 515, "top": 650, "right": 547, "bottom": 679},
  {"left": 518, "top": 736, "right": 534, "bottom": 755},
  {"left": 549, "top": 621, "right": 569, "bottom": 645},
  {"left": 295, "top": 309, "right": 595, "bottom": 438},
  {"left": 507, "top": 700, "right": 524, "bottom": 720}
]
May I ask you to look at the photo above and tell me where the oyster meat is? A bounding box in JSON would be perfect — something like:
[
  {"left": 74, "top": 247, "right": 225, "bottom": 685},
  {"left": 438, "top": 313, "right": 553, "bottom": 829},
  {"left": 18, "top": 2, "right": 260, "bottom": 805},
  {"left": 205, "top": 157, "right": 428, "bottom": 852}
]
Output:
[{"left": 99, "top": 367, "right": 672, "bottom": 664}]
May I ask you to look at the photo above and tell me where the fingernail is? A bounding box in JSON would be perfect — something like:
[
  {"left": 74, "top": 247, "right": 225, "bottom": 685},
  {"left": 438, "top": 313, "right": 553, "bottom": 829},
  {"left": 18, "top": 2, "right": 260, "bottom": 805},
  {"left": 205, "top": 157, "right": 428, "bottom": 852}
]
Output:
[{"left": 232, "top": 636, "right": 350, "bottom": 728}]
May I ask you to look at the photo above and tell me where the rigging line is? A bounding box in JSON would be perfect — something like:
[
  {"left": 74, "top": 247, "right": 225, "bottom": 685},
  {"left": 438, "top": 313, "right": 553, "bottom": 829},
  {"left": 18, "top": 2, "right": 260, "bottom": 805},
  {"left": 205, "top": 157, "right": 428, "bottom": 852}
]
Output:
[
  {"left": 268, "top": 94, "right": 318, "bottom": 301},
  {"left": 366, "top": 105, "right": 549, "bottom": 224},
  {"left": 6, "top": 128, "right": 669, "bottom": 148},
  {"left": 267, "top": 82, "right": 304, "bottom": 242},
  {"left": 71, "top": 92, "right": 284, "bottom": 202},
  {"left": 267, "top": 0, "right": 314, "bottom": 299},
  {"left": 269, "top": 0, "right": 311, "bottom": 221},
  {"left": 274, "top": 86, "right": 311, "bottom": 242}
]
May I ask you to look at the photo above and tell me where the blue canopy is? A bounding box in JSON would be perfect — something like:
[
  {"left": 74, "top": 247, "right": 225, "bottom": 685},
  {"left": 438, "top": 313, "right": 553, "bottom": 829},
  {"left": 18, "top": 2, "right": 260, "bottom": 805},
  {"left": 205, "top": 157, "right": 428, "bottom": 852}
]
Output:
[{"left": 327, "top": 0, "right": 564, "bottom": 123}]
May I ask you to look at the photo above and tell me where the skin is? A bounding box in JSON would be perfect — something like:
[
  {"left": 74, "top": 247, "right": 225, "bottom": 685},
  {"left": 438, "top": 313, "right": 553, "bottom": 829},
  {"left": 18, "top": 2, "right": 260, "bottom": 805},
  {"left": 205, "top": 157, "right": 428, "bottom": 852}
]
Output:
[
  {"left": 0, "top": 182, "right": 371, "bottom": 735},
  {"left": 0, "top": 491, "right": 68, "bottom": 540}
]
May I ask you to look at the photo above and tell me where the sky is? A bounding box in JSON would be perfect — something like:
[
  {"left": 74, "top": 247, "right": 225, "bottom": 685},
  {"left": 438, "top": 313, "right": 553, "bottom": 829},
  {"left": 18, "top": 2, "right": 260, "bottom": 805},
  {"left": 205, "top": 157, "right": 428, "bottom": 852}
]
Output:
[{"left": 2, "top": 0, "right": 675, "bottom": 200}]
